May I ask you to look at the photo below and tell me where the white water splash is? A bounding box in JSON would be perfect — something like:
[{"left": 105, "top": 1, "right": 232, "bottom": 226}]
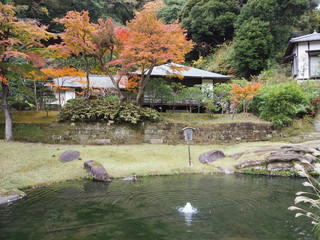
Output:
[
  {"left": 178, "top": 202, "right": 197, "bottom": 214},
  {"left": 178, "top": 202, "right": 198, "bottom": 226}
]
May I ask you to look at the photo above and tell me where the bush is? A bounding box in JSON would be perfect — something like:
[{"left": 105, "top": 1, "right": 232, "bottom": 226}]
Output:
[
  {"left": 250, "top": 83, "right": 312, "bottom": 127},
  {"left": 58, "top": 99, "right": 163, "bottom": 124}
]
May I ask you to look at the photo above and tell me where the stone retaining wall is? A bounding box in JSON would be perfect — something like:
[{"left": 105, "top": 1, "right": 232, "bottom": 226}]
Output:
[{"left": 0, "top": 122, "right": 279, "bottom": 145}]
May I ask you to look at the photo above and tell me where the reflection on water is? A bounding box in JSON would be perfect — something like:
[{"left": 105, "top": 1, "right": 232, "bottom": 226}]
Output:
[
  {"left": 178, "top": 202, "right": 198, "bottom": 226},
  {"left": 0, "top": 174, "right": 316, "bottom": 240}
]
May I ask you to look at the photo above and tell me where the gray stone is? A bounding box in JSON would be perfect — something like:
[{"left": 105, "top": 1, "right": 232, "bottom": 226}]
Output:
[
  {"left": 84, "top": 160, "right": 111, "bottom": 181},
  {"left": 232, "top": 151, "right": 247, "bottom": 160},
  {"left": 59, "top": 150, "right": 80, "bottom": 162},
  {"left": 267, "top": 162, "right": 293, "bottom": 171},
  {"left": 216, "top": 166, "right": 234, "bottom": 174},
  {"left": 199, "top": 150, "right": 225, "bottom": 164},
  {"left": 121, "top": 175, "right": 137, "bottom": 181},
  {"left": 265, "top": 152, "right": 316, "bottom": 164},
  {"left": 253, "top": 147, "right": 280, "bottom": 155},
  {"left": 0, "top": 190, "right": 26, "bottom": 205},
  {"left": 234, "top": 159, "right": 266, "bottom": 169},
  {"left": 91, "top": 139, "right": 111, "bottom": 145},
  {"left": 150, "top": 139, "right": 164, "bottom": 144},
  {"left": 281, "top": 145, "right": 320, "bottom": 156}
]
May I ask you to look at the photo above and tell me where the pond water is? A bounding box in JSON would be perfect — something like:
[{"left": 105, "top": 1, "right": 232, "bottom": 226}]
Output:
[{"left": 0, "top": 174, "right": 316, "bottom": 240}]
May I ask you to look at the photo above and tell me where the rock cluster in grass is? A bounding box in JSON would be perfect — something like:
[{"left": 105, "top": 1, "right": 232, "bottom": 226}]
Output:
[
  {"left": 234, "top": 144, "right": 320, "bottom": 175},
  {"left": 59, "top": 150, "right": 80, "bottom": 162},
  {"left": 199, "top": 150, "right": 225, "bottom": 164},
  {"left": 84, "top": 160, "right": 111, "bottom": 181}
]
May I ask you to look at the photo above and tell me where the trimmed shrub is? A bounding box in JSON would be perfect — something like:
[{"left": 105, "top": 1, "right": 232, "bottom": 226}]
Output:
[
  {"left": 250, "top": 83, "right": 312, "bottom": 128},
  {"left": 58, "top": 99, "right": 163, "bottom": 124}
]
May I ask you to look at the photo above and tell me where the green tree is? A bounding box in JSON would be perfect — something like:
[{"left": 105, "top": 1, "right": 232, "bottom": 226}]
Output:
[
  {"left": 177, "top": 85, "right": 205, "bottom": 116},
  {"left": 158, "top": 0, "right": 188, "bottom": 24},
  {"left": 10, "top": 0, "right": 148, "bottom": 32},
  {"left": 145, "top": 78, "right": 173, "bottom": 111},
  {"left": 293, "top": 9, "right": 320, "bottom": 35},
  {"left": 0, "top": 3, "right": 52, "bottom": 140},
  {"left": 233, "top": 18, "right": 273, "bottom": 78},
  {"left": 250, "top": 82, "right": 311, "bottom": 127},
  {"left": 179, "top": 0, "right": 240, "bottom": 56},
  {"left": 236, "top": 0, "right": 309, "bottom": 54}
]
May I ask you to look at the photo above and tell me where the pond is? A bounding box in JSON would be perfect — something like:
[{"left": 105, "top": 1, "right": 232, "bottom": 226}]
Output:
[{"left": 0, "top": 174, "right": 316, "bottom": 240}]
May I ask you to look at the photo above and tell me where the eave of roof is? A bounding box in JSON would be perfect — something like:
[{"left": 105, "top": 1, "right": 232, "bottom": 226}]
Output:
[
  {"left": 134, "top": 63, "right": 232, "bottom": 80},
  {"left": 284, "top": 31, "right": 320, "bottom": 58},
  {"left": 51, "top": 75, "right": 126, "bottom": 89}
]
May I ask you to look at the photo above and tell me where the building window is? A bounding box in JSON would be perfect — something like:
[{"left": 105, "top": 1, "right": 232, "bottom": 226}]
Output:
[{"left": 310, "top": 55, "right": 320, "bottom": 78}]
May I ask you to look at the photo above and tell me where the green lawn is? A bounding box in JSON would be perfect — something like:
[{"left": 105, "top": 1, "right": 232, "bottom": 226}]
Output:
[
  {"left": 0, "top": 110, "right": 58, "bottom": 124},
  {"left": 0, "top": 140, "right": 290, "bottom": 192},
  {"left": 162, "top": 112, "right": 268, "bottom": 124}
]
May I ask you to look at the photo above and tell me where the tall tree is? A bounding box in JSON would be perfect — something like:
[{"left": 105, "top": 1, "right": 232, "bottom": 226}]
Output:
[
  {"left": 236, "top": 0, "right": 309, "bottom": 54},
  {"left": 50, "top": 11, "right": 125, "bottom": 101},
  {"left": 179, "top": 0, "right": 240, "bottom": 56},
  {"left": 49, "top": 10, "right": 95, "bottom": 99},
  {"left": 0, "top": 3, "right": 52, "bottom": 140},
  {"left": 233, "top": 0, "right": 310, "bottom": 77},
  {"left": 158, "top": 0, "right": 188, "bottom": 24},
  {"left": 233, "top": 18, "right": 273, "bottom": 78},
  {"left": 117, "top": 1, "right": 194, "bottom": 105}
]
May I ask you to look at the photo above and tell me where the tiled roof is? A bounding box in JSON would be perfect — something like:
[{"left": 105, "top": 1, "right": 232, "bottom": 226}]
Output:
[
  {"left": 290, "top": 31, "right": 320, "bottom": 43},
  {"left": 284, "top": 31, "right": 320, "bottom": 58},
  {"left": 136, "top": 63, "right": 232, "bottom": 79},
  {"left": 52, "top": 75, "right": 126, "bottom": 89}
]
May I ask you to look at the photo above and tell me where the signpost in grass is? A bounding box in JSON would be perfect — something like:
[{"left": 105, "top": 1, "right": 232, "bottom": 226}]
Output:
[{"left": 182, "top": 127, "right": 195, "bottom": 166}]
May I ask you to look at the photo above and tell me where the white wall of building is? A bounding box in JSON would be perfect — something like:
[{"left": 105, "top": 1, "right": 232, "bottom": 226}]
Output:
[
  {"left": 297, "top": 42, "right": 309, "bottom": 79},
  {"left": 295, "top": 41, "right": 320, "bottom": 80},
  {"left": 53, "top": 89, "right": 76, "bottom": 106}
]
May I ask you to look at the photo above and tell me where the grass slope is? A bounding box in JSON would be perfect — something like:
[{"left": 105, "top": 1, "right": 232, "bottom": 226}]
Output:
[
  {"left": 0, "top": 110, "right": 58, "bottom": 124},
  {"left": 0, "top": 140, "right": 290, "bottom": 191}
]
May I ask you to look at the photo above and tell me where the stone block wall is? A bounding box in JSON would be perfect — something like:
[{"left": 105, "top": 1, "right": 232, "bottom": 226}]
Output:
[{"left": 0, "top": 122, "right": 279, "bottom": 145}]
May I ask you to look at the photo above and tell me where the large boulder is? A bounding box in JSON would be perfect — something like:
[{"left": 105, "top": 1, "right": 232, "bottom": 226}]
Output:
[
  {"left": 59, "top": 150, "right": 80, "bottom": 162},
  {"left": 84, "top": 160, "right": 111, "bottom": 181},
  {"left": 281, "top": 145, "right": 320, "bottom": 157},
  {"left": 265, "top": 152, "right": 316, "bottom": 164},
  {"left": 199, "top": 150, "right": 225, "bottom": 164}
]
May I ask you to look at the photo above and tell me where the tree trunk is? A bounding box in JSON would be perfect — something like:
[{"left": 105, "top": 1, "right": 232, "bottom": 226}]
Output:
[
  {"left": 1, "top": 82, "right": 14, "bottom": 141},
  {"left": 85, "top": 55, "right": 90, "bottom": 100},
  {"left": 117, "top": 86, "right": 124, "bottom": 102},
  {"left": 136, "top": 87, "right": 144, "bottom": 106},
  {"left": 58, "top": 88, "right": 61, "bottom": 107},
  {"left": 33, "top": 81, "right": 39, "bottom": 112}
]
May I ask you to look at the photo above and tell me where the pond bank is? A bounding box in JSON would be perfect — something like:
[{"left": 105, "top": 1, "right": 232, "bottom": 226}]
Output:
[{"left": 1, "top": 139, "right": 312, "bottom": 195}]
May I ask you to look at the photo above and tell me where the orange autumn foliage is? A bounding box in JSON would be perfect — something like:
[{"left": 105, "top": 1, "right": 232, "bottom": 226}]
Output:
[
  {"left": 0, "top": 3, "right": 53, "bottom": 140},
  {"left": 42, "top": 67, "right": 85, "bottom": 90},
  {"left": 0, "top": 75, "right": 7, "bottom": 85},
  {"left": 121, "top": 74, "right": 140, "bottom": 93},
  {"left": 115, "top": 1, "right": 193, "bottom": 104},
  {"left": 230, "top": 82, "right": 262, "bottom": 117}
]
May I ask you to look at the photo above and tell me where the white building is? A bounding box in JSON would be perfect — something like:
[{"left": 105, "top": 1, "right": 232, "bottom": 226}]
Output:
[
  {"left": 50, "top": 75, "right": 125, "bottom": 106},
  {"left": 284, "top": 31, "right": 320, "bottom": 81}
]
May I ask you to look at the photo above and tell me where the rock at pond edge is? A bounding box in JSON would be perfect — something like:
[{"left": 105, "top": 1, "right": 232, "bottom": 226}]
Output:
[
  {"left": 84, "top": 160, "right": 111, "bottom": 182},
  {"left": 199, "top": 150, "right": 225, "bottom": 164},
  {"left": 0, "top": 189, "right": 26, "bottom": 205}
]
